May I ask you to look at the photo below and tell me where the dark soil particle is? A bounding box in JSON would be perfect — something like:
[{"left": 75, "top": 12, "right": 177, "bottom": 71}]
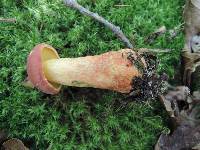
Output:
[{"left": 128, "top": 51, "right": 168, "bottom": 101}]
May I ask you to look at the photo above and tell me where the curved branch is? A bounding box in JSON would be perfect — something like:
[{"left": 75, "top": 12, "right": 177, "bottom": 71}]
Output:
[{"left": 63, "top": 0, "right": 133, "bottom": 49}]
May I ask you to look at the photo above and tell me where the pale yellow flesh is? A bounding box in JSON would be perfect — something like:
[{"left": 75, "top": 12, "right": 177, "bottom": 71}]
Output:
[
  {"left": 41, "top": 47, "right": 61, "bottom": 89},
  {"left": 43, "top": 58, "right": 97, "bottom": 87}
]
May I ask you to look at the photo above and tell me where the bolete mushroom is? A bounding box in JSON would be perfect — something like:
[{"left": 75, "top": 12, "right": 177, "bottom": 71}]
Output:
[{"left": 27, "top": 43, "right": 145, "bottom": 95}]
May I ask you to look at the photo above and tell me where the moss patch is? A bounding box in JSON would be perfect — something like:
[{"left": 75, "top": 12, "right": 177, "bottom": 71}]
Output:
[{"left": 0, "top": 0, "right": 184, "bottom": 149}]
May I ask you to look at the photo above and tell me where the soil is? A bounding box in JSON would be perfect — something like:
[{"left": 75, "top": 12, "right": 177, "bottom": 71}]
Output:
[{"left": 128, "top": 52, "right": 168, "bottom": 101}]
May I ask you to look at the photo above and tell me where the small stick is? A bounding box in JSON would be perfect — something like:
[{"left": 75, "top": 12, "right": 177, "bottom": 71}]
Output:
[
  {"left": 0, "top": 18, "right": 16, "bottom": 23},
  {"left": 63, "top": 0, "right": 133, "bottom": 49},
  {"left": 114, "top": 5, "right": 131, "bottom": 7},
  {"left": 144, "top": 26, "right": 167, "bottom": 44},
  {"left": 138, "top": 48, "right": 171, "bottom": 54}
]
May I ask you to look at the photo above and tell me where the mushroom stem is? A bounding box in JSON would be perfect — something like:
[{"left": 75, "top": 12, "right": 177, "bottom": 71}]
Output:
[{"left": 43, "top": 50, "right": 143, "bottom": 93}]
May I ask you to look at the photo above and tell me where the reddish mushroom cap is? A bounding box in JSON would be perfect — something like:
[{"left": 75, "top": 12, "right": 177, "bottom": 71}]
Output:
[{"left": 27, "top": 43, "right": 61, "bottom": 94}]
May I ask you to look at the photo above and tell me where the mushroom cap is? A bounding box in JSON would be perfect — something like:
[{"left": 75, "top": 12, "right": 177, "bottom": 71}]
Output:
[{"left": 27, "top": 43, "right": 61, "bottom": 94}]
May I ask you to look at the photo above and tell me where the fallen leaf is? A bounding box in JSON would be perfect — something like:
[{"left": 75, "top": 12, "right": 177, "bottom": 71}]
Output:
[
  {"left": 183, "top": 0, "right": 200, "bottom": 52},
  {"left": 155, "top": 124, "right": 200, "bottom": 150},
  {"left": 2, "top": 138, "right": 29, "bottom": 150},
  {"left": 182, "top": 51, "right": 200, "bottom": 88},
  {"left": 157, "top": 85, "right": 200, "bottom": 150},
  {"left": 159, "top": 86, "right": 190, "bottom": 121}
]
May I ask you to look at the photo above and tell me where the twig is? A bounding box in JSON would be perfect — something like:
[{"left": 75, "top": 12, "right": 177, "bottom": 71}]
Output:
[
  {"left": 114, "top": 5, "right": 131, "bottom": 7},
  {"left": 63, "top": 0, "right": 133, "bottom": 49},
  {"left": 145, "top": 26, "right": 167, "bottom": 44},
  {"left": 0, "top": 18, "right": 16, "bottom": 23},
  {"left": 138, "top": 48, "right": 171, "bottom": 53}
]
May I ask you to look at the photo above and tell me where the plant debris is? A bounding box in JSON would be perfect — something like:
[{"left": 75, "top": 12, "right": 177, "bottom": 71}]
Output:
[
  {"left": 159, "top": 86, "right": 191, "bottom": 124},
  {"left": 145, "top": 25, "right": 183, "bottom": 45},
  {"left": 157, "top": 1, "right": 200, "bottom": 149},
  {"left": 182, "top": 0, "right": 200, "bottom": 90},
  {"left": 184, "top": 0, "right": 200, "bottom": 52},
  {"left": 2, "top": 138, "right": 29, "bottom": 150},
  {"left": 0, "top": 130, "right": 28, "bottom": 150},
  {"left": 145, "top": 26, "right": 167, "bottom": 44},
  {"left": 155, "top": 125, "right": 200, "bottom": 150},
  {"left": 114, "top": 4, "right": 131, "bottom": 7},
  {"left": 182, "top": 51, "right": 200, "bottom": 89},
  {"left": 0, "top": 18, "right": 16, "bottom": 23},
  {"left": 156, "top": 86, "right": 200, "bottom": 150},
  {"left": 168, "top": 24, "right": 183, "bottom": 41}
]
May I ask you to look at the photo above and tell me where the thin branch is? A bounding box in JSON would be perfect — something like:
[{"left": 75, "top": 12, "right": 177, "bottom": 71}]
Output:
[
  {"left": 0, "top": 18, "right": 16, "bottom": 23},
  {"left": 114, "top": 5, "right": 131, "bottom": 7},
  {"left": 138, "top": 48, "right": 172, "bottom": 54},
  {"left": 144, "top": 26, "right": 167, "bottom": 44},
  {"left": 63, "top": 0, "right": 133, "bottom": 49}
]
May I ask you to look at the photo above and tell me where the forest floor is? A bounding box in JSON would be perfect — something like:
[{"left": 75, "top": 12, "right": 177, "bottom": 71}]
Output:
[{"left": 0, "top": 0, "right": 184, "bottom": 149}]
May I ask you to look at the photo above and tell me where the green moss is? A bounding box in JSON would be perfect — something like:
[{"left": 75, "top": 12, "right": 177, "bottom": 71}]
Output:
[{"left": 0, "top": 0, "right": 183, "bottom": 149}]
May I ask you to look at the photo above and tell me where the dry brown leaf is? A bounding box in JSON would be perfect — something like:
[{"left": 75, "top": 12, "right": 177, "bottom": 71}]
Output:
[
  {"left": 182, "top": 51, "right": 200, "bottom": 89},
  {"left": 2, "top": 138, "right": 29, "bottom": 150},
  {"left": 157, "top": 2, "right": 200, "bottom": 149},
  {"left": 155, "top": 124, "right": 200, "bottom": 150},
  {"left": 183, "top": 0, "right": 200, "bottom": 52},
  {"left": 156, "top": 85, "right": 200, "bottom": 150},
  {"left": 159, "top": 86, "right": 190, "bottom": 120}
]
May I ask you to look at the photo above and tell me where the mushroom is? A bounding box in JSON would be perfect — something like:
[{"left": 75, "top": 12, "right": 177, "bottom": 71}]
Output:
[{"left": 27, "top": 43, "right": 145, "bottom": 94}]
